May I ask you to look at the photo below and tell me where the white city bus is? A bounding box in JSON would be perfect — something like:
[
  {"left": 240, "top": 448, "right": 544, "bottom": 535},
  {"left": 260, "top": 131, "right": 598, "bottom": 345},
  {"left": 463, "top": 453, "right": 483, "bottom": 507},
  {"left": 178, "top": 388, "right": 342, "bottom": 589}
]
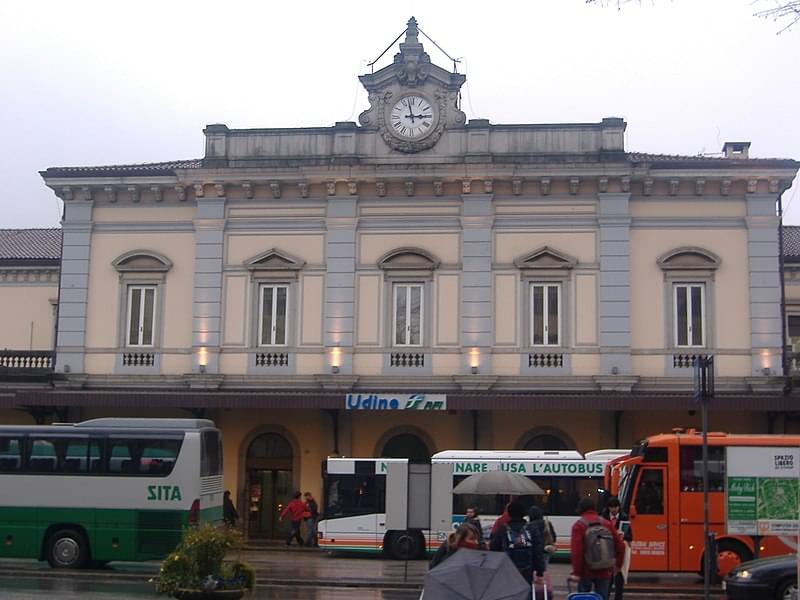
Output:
[
  {"left": 0, "top": 418, "right": 223, "bottom": 568},
  {"left": 318, "top": 448, "right": 627, "bottom": 559}
]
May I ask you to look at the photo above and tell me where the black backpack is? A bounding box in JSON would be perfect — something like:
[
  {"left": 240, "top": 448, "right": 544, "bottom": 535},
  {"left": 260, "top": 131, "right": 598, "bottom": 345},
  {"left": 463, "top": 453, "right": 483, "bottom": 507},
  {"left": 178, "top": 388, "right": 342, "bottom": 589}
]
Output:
[{"left": 505, "top": 526, "right": 533, "bottom": 571}]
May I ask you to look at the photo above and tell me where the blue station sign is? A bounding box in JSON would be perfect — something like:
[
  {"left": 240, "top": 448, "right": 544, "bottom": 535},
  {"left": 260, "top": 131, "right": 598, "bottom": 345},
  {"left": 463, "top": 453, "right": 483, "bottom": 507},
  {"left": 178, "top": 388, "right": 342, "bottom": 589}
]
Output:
[{"left": 345, "top": 393, "right": 447, "bottom": 411}]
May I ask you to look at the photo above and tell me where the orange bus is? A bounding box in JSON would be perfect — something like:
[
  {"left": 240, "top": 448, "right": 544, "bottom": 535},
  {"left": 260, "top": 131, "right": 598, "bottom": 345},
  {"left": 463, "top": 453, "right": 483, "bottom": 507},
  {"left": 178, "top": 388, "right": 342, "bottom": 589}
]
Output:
[{"left": 606, "top": 429, "right": 800, "bottom": 576}]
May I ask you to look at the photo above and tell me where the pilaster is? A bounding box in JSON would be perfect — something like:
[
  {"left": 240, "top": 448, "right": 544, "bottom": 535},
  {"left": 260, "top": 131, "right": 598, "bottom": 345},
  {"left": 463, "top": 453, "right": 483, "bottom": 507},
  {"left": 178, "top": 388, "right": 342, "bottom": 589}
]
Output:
[
  {"left": 325, "top": 195, "right": 358, "bottom": 374},
  {"left": 597, "top": 192, "right": 631, "bottom": 375},
  {"left": 460, "top": 194, "right": 493, "bottom": 373},
  {"left": 55, "top": 197, "right": 94, "bottom": 374},
  {"left": 192, "top": 196, "right": 226, "bottom": 373},
  {"left": 746, "top": 194, "right": 782, "bottom": 375}
]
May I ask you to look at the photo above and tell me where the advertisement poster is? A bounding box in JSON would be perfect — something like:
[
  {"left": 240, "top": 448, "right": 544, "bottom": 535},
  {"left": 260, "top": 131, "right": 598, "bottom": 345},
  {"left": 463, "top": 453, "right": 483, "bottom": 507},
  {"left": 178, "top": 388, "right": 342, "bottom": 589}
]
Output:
[{"left": 726, "top": 447, "right": 800, "bottom": 536}]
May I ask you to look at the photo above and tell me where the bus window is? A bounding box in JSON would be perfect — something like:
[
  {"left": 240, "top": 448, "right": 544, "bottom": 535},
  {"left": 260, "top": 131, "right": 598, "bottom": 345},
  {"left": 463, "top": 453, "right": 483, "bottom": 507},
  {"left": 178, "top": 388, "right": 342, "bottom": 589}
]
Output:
[
  {"left": 27, "top": 439, "right": 57, "bottom": 472},
  {"left": 679, "top": 446, "right": 724, "bottom": 492},
  {"left": 201, "top": 431, "right": 222, "bottom": 477},
  {"left": 0, "top": 436, "right": 22, "bottom": 472},
  {"left": 108, "top": 437, "right": 183, "bottom": 476},
  {"left": 325, "top": 474, "right": 384, "bottom": 518},
  {"left": 635, "top": 469, "right": 664, "bottom": 514},
  {"left": 550, "top": 477, "right": 604, "bottom": 516}
]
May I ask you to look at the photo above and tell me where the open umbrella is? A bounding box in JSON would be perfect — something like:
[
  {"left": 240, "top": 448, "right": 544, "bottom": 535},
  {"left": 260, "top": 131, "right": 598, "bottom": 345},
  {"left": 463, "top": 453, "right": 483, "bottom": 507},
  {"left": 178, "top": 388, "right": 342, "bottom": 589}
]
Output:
[
  {"left": 452, "top": 470, "right": 544, "bottom": 495},
  {"left": 423, "top": 548, "right": 529, "bottom": 600}
]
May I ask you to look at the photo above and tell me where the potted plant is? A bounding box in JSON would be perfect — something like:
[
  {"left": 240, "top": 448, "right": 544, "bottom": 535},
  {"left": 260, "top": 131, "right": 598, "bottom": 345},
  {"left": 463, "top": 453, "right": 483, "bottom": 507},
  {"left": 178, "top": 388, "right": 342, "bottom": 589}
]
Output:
[{"left": 156, "top": 523, "right": 255, "bottom": 599}]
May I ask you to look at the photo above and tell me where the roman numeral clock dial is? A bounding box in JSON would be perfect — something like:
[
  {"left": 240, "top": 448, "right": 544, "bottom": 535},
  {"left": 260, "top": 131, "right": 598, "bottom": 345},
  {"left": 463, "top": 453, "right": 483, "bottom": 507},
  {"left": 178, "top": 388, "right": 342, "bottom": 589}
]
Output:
[{"left": 389, "top": 95, "right": 435, "bottom": 140}]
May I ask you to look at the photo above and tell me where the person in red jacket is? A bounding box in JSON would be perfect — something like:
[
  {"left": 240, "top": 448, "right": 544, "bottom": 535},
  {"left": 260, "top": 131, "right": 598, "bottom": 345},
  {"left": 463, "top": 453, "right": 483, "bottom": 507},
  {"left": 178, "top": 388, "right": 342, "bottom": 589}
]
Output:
[
  {"left": 280, "top": 491, "right": 307, "bottom": 546},
  {"left": 570, "top": 497, "right": 625, "bottom": 600}
]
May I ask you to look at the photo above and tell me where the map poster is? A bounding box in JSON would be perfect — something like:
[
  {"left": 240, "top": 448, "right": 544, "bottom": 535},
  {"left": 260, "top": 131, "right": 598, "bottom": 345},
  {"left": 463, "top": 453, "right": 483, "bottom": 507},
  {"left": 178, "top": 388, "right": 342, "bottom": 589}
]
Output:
[{"left": 726, "top": 447, "right": 800, "bottom": 536}]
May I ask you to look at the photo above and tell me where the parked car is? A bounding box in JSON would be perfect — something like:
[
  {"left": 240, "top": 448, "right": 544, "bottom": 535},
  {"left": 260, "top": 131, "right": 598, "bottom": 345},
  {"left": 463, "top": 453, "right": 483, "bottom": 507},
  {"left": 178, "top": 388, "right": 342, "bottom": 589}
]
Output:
[{"left": 724, "top": 554, "right": 797, "bottom": 600}]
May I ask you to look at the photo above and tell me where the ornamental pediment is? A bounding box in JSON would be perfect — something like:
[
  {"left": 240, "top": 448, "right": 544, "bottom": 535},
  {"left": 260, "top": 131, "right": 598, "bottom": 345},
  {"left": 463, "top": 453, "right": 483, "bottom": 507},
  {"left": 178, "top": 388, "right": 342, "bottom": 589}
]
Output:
[
  {"left": 245, "top": 248, "right": 305, "bottom": 271},
  {"left": 377, "top": 247, "right": 439, "bottom": 271},
  {"left": 112, "top": 250, "right": 172, "bottom": 272},
  {"left": 657, "top": 247, "right": 721, "bottom": 271},
  {"left": 514, "top": 247, "right": 577, "bottom": 270}
]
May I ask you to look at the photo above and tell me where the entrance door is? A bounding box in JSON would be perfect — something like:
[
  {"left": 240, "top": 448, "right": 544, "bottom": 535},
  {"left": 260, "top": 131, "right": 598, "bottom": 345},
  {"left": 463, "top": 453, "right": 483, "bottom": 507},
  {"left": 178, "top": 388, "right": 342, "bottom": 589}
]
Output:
[
  {"left": 245, "top": 432, "right": 294, "bottom": 539},
  {"left": 629, "top": 466, "right": 669, "bottom": 571},
  {"left": 248, "top": 469, "right": 292, "bottom": 538}
]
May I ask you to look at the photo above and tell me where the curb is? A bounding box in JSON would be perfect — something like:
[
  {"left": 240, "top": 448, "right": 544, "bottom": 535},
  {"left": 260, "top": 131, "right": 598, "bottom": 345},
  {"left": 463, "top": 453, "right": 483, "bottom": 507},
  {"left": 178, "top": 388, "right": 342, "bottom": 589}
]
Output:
[{"left": 0, "top": 570, "right": 726, "bottom": 596}]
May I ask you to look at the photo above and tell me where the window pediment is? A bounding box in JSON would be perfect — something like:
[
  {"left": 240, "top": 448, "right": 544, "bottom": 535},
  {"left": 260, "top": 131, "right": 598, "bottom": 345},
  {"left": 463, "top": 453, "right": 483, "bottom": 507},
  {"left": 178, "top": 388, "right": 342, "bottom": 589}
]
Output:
[
  {"left": 377, "top": 247, "right": 439, "bottom": 271},
  {"left": 514, "top": 246, "right": 577, "bottom": 270},
  {"left": 112, "top": 250, "right": 172, "bottom": 273},
  {"left": 245, "top": 248, "right": 305, "bottom": 272},
  {"left": 657, "top": 247, "right": 721, "bottom": 271}
]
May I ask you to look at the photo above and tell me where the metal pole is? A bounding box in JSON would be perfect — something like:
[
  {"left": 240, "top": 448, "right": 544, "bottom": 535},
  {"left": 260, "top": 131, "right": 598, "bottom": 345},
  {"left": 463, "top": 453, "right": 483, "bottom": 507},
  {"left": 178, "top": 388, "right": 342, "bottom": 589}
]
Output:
[{"left": 702, "top": 387, "right": 711, "bottom": 600}]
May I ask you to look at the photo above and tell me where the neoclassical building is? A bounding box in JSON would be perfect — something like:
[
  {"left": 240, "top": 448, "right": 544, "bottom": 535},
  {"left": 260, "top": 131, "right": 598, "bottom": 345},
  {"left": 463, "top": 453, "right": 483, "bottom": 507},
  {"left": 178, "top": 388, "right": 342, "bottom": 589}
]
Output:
[{"left": 2, "top": 19, "right": 799, "bottom": 537}]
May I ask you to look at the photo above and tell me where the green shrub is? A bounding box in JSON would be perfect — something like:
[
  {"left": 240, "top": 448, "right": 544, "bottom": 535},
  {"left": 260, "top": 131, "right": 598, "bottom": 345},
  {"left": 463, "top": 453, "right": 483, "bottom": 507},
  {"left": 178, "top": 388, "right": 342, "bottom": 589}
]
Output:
[{"left": 155, "top": 524, "right": 255, "bottom": 595}]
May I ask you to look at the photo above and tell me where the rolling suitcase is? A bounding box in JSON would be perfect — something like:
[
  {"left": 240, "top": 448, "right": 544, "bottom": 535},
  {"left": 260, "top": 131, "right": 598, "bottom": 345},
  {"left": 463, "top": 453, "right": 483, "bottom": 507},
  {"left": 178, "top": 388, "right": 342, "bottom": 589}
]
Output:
[
  {"left": 532, "top": 572, "right": 551, "bottom": 600},
  {"left": 566, "top": 578, "right": 602, "bottom": 600}
]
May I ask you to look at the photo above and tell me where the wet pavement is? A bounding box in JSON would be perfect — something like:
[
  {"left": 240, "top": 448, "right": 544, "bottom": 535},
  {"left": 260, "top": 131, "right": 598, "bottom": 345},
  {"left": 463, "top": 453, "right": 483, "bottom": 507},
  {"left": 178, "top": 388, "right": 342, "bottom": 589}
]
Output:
[{"left": 0, "top": 548, "right": 725, "bottom": 598}]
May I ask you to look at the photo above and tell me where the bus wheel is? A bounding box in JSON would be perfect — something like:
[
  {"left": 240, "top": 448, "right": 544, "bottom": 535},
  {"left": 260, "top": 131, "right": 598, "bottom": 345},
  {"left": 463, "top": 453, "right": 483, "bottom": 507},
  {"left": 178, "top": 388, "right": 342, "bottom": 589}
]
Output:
[
  {"left": 715, "top": 540, "right": 752, "bottom": 578},
  {"left": 777, "top": 578, "right": 798, "bottom": 600},
  {"left": 46, "top": 528, "right": 89, "bottom": 569},
  {"left": 388, "top": 530, "right": 422, "bottom": 560}
]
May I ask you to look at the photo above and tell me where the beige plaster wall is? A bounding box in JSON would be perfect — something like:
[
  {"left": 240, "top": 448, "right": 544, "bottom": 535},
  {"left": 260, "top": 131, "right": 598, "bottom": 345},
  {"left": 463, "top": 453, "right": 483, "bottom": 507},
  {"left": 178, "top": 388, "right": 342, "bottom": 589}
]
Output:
[
  {"left": 629, "top": 229, "right": 750, "bottom": 352},
  {"left": 92, "top": 206, "right": 197, "bottom": 222},
  {"left": 495, "top": 232, "right": 596, "bottom": 263},
  {"left": 629, "top": 200, "right": 746, "bottom": 218},
  {"left": 222, "top": 274, "right": 248, "bottom": 347},
  {"left": 0, "top": 284, "right": 56, "bottom": 350},
  {"left": 571, "top": 353, "right": 600, "bottom": 376},
  {"left": 491, "top": 354, "right": 519, "bottom": 376},
  {"left": 575, "top": 274, "right": 598, "bottom": 346},
  {"left": 352, "top": 353, "right": 382, "bottom": 375},
  {"left": 359, "top": 233, "right": 460, "bottom": 264},
  {"left": 300, "top": 274, "right": 324, "bottom": 346},
  {"left": 84, "top": 233, "right": 195, "bottom": 357},
  {"left": 225, "top": 233, "right": 324, "bottom": 265},
  {"left": 432, "top": 353, "right": 460, "bottom": 376}
]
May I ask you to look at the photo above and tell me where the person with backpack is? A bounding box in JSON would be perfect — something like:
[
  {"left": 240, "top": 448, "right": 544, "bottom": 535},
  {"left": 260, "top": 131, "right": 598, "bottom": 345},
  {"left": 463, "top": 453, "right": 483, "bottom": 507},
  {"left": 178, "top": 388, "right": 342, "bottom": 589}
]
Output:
[
  {"left": 570, "top": 497, "right": 626, "bottom": 600},
  {"left": 490, "top": 501, "right": 545, "bottom": 596},
  {"left": 528, "top": 506, "right": 557, "bottom": 568},
  {"left": 602, "top": 496, "right": 633, "bottom": 600}
]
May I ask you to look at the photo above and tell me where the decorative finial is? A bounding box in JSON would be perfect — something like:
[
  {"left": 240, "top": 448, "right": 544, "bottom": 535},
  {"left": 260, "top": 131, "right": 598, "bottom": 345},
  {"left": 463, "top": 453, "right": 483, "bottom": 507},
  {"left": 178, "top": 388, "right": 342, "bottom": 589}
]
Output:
[{"left": 405, "top": 17, "right": 419, "bottom": 44}]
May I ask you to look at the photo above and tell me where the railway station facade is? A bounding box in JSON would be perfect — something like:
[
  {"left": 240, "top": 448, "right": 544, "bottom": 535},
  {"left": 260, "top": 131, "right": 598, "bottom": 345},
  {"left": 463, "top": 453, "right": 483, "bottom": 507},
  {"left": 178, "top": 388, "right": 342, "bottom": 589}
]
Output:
[{"left": 2, "top": 20, "right": 799, "bottom": 537}]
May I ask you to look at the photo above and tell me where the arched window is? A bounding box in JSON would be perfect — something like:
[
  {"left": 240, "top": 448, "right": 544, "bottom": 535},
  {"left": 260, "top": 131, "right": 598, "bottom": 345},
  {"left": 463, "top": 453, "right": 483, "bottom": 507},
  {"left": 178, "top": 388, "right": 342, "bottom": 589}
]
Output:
[
  {"left": 523, "top": 434, "right": 569, "bottom": 451},
  {"left": 380, "top": 433, "right": 430, "bottom": 462},
  {"left": 247, "top": 433, "right": 293, "bottom": 459}
]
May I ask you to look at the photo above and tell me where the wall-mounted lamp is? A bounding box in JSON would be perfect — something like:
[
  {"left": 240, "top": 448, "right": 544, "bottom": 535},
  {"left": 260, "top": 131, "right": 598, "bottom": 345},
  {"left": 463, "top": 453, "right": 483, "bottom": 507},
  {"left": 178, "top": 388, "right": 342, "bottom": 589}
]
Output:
[
  {"left": 611, "top": 366, "right": 619, "bottom": 375},
  {"left": 330, "top": 346, "right": 341, "bottom": 374},
  {"left": 469, "top": 348, "right": 480, "bottom": 375},
  {"left": 198, "top": 347, "right": 208, "bottom": 374},
  {"left": 762, "top": 367, "right": 771, "bottom": 376},
  {"left": 760, "top": 350, "right": 771, "bottom": 371}
]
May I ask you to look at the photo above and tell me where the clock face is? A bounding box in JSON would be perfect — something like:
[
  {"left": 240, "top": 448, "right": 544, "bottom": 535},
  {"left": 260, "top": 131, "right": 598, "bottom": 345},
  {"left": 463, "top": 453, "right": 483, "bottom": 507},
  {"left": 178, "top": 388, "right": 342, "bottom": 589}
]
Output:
[{"left": 389, "top": 95, "right": 435, "bottom": 139}]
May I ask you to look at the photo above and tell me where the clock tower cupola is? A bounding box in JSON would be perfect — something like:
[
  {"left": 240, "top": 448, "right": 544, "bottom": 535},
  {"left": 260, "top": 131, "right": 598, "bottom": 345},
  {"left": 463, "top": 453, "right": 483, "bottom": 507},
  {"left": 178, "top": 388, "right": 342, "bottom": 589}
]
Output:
[{"left": 358, "top": 17, "right": 467, "bottom": 153}]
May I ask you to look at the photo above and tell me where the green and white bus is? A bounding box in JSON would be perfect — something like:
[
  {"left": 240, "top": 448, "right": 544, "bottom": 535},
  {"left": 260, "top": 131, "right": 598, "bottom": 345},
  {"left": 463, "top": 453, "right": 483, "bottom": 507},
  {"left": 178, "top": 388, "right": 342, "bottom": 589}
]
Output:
[{"left": 0, "top": 418, "right": 223, "bottom": 568}]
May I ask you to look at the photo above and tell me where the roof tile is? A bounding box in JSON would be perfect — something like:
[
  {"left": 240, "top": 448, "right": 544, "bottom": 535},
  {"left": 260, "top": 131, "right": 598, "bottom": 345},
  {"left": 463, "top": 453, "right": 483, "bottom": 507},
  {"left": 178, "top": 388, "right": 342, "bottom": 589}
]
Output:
[{"left": 0, "top": 229, "right": 62, "bottom": 262}]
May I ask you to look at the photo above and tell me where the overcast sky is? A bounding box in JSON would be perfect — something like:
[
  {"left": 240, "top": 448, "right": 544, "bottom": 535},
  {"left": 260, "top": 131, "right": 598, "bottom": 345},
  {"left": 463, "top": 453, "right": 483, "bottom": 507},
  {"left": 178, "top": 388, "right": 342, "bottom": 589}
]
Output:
[{"left": 1, "top": 0, "right": 798, "bottom": 228}]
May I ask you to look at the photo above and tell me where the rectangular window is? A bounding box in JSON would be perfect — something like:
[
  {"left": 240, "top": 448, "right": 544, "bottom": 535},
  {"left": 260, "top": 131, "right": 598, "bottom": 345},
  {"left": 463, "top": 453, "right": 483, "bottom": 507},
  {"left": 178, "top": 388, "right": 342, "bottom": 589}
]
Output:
[
  {"left": 26, "top": 436, "right": 92, "bottom": 474},
  {"left": 531, "top": 283, "right": 560, "bottom": 346},
  {"left": 259, "top": 284, "right": 288, "bottom": 346},
  {"left": 0, "top": 436, "right": 22, "bottom": 473},
  {"left": 393, "top": 284, "right": 423, "bottom": 346},
  {"left": 127, "top": 285, "right": 156, "bottom": 347},
  {"left": 674, "top": 284, "right": 704, "bottom": 347}
]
